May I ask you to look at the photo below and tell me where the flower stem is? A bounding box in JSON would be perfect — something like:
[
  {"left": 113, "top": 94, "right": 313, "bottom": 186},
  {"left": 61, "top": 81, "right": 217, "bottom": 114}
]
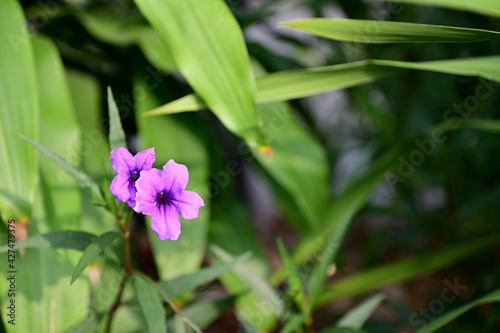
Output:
[
  {"left": 104, "top": 274, "right": 127, "bottom": 333},
  {"left": 106, "top": 211, "right": 134, "bottom": 332}
]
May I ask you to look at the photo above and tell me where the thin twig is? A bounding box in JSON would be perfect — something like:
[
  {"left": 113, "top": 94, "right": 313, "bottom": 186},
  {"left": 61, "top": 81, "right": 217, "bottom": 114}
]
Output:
[{"left": 104, "top": 274, "right": 128, "bottom": 333}]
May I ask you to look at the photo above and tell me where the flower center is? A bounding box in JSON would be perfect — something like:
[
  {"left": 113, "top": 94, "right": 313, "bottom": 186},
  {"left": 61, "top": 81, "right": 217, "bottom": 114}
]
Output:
[
  {"left": 130, "top": 171, "right": 140, "bottom": 181},
  {"left": 156, "top": 191, "right": 173, "bottom": 206}
]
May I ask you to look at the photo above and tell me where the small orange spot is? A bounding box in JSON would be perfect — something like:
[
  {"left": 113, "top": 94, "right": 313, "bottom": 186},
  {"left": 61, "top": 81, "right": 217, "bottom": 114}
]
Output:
[{"left": 259, "top": 145, "right": 274, "bottom": 158}]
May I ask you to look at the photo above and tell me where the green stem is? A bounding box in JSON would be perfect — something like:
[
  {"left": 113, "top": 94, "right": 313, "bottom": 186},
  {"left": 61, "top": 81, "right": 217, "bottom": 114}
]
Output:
[{"left": 104, "top": 275, "right": 128, "bottom": 333}]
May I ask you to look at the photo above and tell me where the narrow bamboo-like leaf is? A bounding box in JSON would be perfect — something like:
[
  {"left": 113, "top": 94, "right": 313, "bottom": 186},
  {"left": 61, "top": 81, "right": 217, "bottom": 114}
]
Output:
[
  {"left": 71, "top": 231, "right": 121, "bottom": 285},
  {"left": 168, "top": 296, "right": 236, "bottom": 332},
  {"left": 336, "top": 293, "right": 385, "bottom": 329},
  {"left": 107, "top": 87, "right": 127, "bottom": 151},
  {"left": 208, "top": 199, "right": 274, "bottom": 330},
  {"left": 461, "top": 119, "right": 500, "bottom": 133},
  {"left": 132, "top": 274, "right": 167, "bottom": 333},
  {"left": 21, "top": 136, "right": 105, "bottom": 203},
  {"left": 307, "top": 232, "right": 343, "bottom": 311},
  {"left": 133, "top": 0, "right": 265, "bottom": 148},
  {"left": 377, "top": 0, "right": 500, "bottom": 18},
  {"left": 145, "top": 61, "right": 401, "bottom": 115},
  {"left": 277, "top": 238, "right": 307, "bottom": 313},
  {"left": 281, "top": 19, "right": 500, "bottom": 43},
  {"left": 281, "top": 314, "right": 305, "bottom": 333},
  {"left": 319, "top": 234, "right": 500, "bottom": 304},
  {"left": 416, "top": 288, "right": 500, "bottom": 333},
  {"left": 158, "top": 252, "right": 251, "bottom": 299},
  {"left": 211, "top": 245, "right": 285, "bottom": 324},
  {"left": 0, "top": 231, "right": 96, "bottom": 253},
  {"left": 0, "top": 0, "right": 38, "bottom": 219},
  {"left": 371, "top": 57, "right": 500, "bottom": 83},
  {"left": 146, "top": 56, "right": 500, "bottom": 116}
]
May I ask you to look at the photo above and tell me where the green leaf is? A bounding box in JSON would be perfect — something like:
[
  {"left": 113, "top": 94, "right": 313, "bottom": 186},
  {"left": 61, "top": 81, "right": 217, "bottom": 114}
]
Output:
[
  {"left": 146, "top": 56, "right": 500, "bottom": 116},
  {"left": 77, "top": 12, "right": 177, "bottom": 72},
  {"left": 319, "top": 328, "right": 368, "bottom": 333},
  {"left": 21, "top": 136, "right": 105, "bottom": 204},
  {"left": 336, "top": 293, "right": 385, "bottom": 329},
  {"left": 208, "top": 199, "right": 274, "bottom": 330},
  {"left": 158, "top": 252, "right": 251, "bottom": 299},
  {"left": 307, "top": 232, "right": 343, "bottom": 311},
  {"left": 319, "top": 234, "right": 500, "bottom": 304},
  {"left": 107, "top": 87, "right": 127, "bottom": 151},
  {"left": 280, "top": 19, "right": 500, "bottom": 43},
  {"left": 66, "top": 69, "right": 116, "bottom": 234},
  {"left": 280, "top": 314, "right": 305, "bottom": 333},
  {"left": 66, "top": 313, "right": 104, "bottom": 333},
  {"left": 0, "top": 231, "right": 96, "bottom": 253},
  {"left": 377, "top": 0, "right": 500, "bottom": 18},
  {"left": 211, "top": 245, "right": 285, "bottom": 319},
  {"left": 0, "top": 0, "right": 38, "bottom": 219},
  {"left": 133, "top": 0, "right": 265, "bottom": 148},
  {"left": 132, "top": 274, "right": 167, "bottom": 333},
  {"left": 416, "top": 288, "right": 500, "bottom": 333},
  {"left": 71, "top": 231, "right": 121, "bottom": 285},
  {"left": 134, "top": 67, "right": 210, "bottom": 279},
  {"left": 276, "top": 238, "right": 307, "bottom": 314},
  {"left": 168, "top": 296, "right": 236, "bottom": 332},
  {"left": 371, "top": 56, "right": 500, "bottom": 83},
  {"left": 146, "top": 61, "right": 401, "bottom": 115}
]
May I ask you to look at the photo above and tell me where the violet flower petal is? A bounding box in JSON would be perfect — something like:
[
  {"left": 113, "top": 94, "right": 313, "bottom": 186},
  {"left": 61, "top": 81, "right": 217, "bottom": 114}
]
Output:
[
  {"left": 162, "top": 159, "right": 189, "bottom": 193},
  {"left": 151, "top": 204, "right": 181, "bottom": 241},
  {"left": 133, "top": 147, "right": 155, "bottom": 171},
  {"left": 172, "top": 190, "right": 204, "bottom": 219},
  {"left": 135, "top": 168, "right": 163, "bottom": 215},
  {"left": 110, "top": 147, "right": 135, "bottom": 174},
  {"left": 110, "top": 174, "right": 131, "bottom": 202}
]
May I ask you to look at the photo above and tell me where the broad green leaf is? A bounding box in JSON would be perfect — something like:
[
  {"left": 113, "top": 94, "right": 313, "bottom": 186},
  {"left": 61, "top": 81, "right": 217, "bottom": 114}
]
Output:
[
  {"left": 134, "top": 67, "right": 209, "bottom": 279},
  {"left": 377, "top": 0, "right": 500, "bottom": 18},
  {"left": 0, "top": 0, "right": 38, "bottom": 219},
  {"left": 416, "top": 288, "right": 500, "bottom": 333},
  {"left": 21, "top": 136, "right": 105, "bottom": 204},
  {"left": 371, "top": 57, "right": 500, "bottom": 83},
  {"left": 212, "top": 245, "right": 285, "bottom": 329},
  {"left": 168, "top": 296, "right": 235, "bottom": 332},
  {"left": 132, "top": 275, "right": 167, "bottom": 333},
  {"left": 3, "top": 36, "right": 90, "bottom": 333},
  {"left": 71, "top": 231, "right": 121, "bottom": 285},
  {"left": 319, "top": 234, "right": 500, "bottom": 304},
  {"left": 281, "top": 19, "right": 500, "bottom": 43},
  {"left": 77, "top": 12, "right": 176, "bottom": 72},
  {"left": 159, "top": 252, "right": 251, "bottom": 299},
  {"left": 133, "top": 0, "right": 265, "bottom": 148},
  {"left": 0, "top": 230, "right": 96, "bottom": 253},
  {"left": 276, "top": 238, "right": 307, "bottom": 313},
  {"left": 208, "top": 199, "right": 274, "bottom": 331},
  {"left": 336, "top": 293, "right": 385, "bottom": 329},
  {"left": 107, "top": 87, "right": 127, "bottom": 151},
  {"left": 146, "top": 61, "right": 401, "bottom": 115},
  {"left": 253, "top": 100, "right": 329, "bottom": 230},
  {"left": 66, "top": 70, "right": 116, "bottom": 234}
]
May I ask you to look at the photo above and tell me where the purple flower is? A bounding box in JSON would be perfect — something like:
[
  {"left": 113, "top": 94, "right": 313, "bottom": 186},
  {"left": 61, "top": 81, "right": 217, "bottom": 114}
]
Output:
[
  {"left": 135, "top": 160, "right": 204, "bottom": 241},
  {"left": 110, "top": 147, "right": 155, "bottom": 208}
]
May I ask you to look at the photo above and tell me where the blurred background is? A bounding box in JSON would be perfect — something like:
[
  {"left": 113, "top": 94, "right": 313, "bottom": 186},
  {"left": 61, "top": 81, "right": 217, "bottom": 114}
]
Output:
[{"left": 3, "top": 0, "right": 500, "bottom": 332}]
